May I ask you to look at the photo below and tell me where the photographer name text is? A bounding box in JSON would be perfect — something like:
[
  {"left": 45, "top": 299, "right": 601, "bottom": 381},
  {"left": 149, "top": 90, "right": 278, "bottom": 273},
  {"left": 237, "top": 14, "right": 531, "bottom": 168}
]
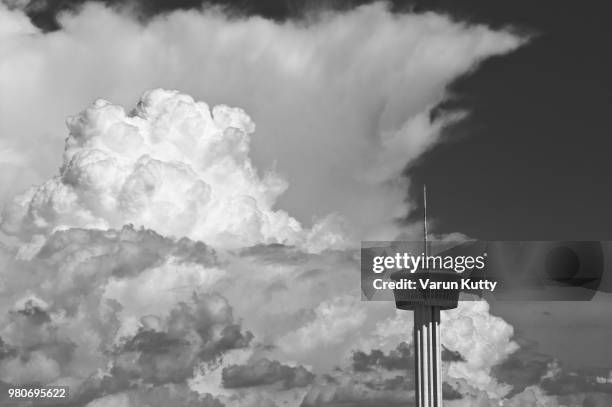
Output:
[{"left": 373, "top": 277, "right": 497, "bottom": 291}]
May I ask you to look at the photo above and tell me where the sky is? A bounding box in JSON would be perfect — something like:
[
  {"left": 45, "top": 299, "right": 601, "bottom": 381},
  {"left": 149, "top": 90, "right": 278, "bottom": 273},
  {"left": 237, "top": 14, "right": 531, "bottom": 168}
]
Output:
[
  {"left": 5, "top": 0, "right": 612, "bottom": 239},
  {"left": 406, "top": 0, "right": 612, "bottom": 241},
  {"left": 0, "top": 1, "right": 611, "bottom": 406}
]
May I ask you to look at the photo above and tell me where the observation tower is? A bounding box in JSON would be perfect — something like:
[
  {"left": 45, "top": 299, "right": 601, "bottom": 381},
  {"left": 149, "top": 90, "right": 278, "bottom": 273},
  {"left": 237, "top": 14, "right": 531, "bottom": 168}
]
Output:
[{"left": 390, "top": 186, "right": 462, "bottom": 407}]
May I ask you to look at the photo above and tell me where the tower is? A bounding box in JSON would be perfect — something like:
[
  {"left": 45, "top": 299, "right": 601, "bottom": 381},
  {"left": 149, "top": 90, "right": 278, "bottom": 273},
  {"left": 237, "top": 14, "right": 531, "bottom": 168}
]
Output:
[{"left": 390, "top": 186, "right": 462, "bottom": 407}]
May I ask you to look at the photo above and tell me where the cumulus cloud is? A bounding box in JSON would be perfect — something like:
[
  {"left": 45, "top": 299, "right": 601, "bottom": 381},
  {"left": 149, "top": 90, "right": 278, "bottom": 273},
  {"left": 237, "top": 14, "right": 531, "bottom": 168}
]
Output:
[
  {"left": 0, "top": 222, "right": 590, "bottom": 407},
  {"left": 301, "top": 341, "right": 463, "bottom": 407},
  {"left": 2, "top": 2, "right": 593, "bottom": 407},
  {"left": 0, "top": 16, "right": 527, "bottom": 401},
  {"left": 110, "top": 293, "right": 253, "bottom": 384},
  {"left": 1, "top": 90, "right": 337, "bottom": 250},
  {"left": 276, "top": 295, "right": 367, "bottom": 355},
  {"left": 222, "top": 358, "right": 314, "bottom": 389},
  {"left": 441, "top": 300, "right": 519, "bottom": 398},
  {"left": 295, "top": 300, "right": 521, "bottom": 406},
  {"left": 300, "top": 330, "right": 612, "bottom": 407},
  {"left": 0, "top": 226, "right": 250, "bottom": 404},
  {"left": 0, "top": 1, "right": 524, "bottom": 241}
]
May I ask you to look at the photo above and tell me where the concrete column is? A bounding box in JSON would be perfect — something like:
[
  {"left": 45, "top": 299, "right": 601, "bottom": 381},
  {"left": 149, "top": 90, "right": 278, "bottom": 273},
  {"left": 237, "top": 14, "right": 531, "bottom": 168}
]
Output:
[{"left": 413, "top": 305, "right": 442, "bottom": 407}]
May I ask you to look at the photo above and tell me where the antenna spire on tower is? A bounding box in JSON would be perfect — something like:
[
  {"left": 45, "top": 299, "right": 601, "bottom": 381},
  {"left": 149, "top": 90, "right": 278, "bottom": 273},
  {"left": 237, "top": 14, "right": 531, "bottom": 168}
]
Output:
[{"left": 423, "top": 184, "right": 428, "bottom": 258}]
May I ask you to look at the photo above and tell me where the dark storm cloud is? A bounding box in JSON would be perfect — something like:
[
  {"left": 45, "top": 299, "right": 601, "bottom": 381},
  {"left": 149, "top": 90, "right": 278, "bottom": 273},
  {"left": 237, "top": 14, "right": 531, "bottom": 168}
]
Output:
[
  {"left": 5, "top": 0, "right": 381, "bottom": 31},
  {"left": 14, "top": 298, "right": 51, "bottom": 325},
  {"left": 123, "top": 330, "right": 185, "bottom": 355},
  {"left": 574, "top": 393, "right": 612, "bottom": 407},
  {"left": 352, "top": 342, "right": 413, "bottom": 372},
  {"left": 442, "top": 383, "right": 462, "bottom": 400},
  {"left": 222, "top": 358, "right": 314, "bottom": 389},
  {"left": 0, "top": 338, "right": 16, "bottom": 360},
  {"left": 215, "top": 324, "right": 254, "bottom": 353},
  {"left": 441, "top": 346, "right": 464, "bottom": 362},
  {"left": 110, "top": 294, "right": 253, "bottom": 385}
]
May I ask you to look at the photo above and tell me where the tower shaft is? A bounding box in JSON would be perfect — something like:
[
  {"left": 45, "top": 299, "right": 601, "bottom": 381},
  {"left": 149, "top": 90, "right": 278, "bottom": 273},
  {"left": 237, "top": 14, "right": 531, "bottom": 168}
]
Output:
[{"left": 413, "top": 305, "right": 442, "bottom": 407}]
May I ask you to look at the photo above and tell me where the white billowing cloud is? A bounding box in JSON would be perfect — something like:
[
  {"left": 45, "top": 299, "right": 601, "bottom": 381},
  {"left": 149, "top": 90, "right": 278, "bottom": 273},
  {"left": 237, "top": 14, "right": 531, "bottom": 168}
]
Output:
[
  {"left": 0, "top": 2, "right": 524, "bottom": 241},
  {"left": 276, "top": 295, "right": 367, "bottom": 355},
  {"left": 596, "top": 371, "right": 612, "bottom": 384},
  {"left": 103, "top": 258, "right": 226, "bottom": 336},
  {"left": 442, "top": 299, "right": 519, "bottom": 399},
  {"left": 0, "top": 1, "right": 35, "bottom": 36},
  {"left": 353, "top": 309, "right": 414, "bottom": 354},
  {"left": 1, "top": 89, "right": 330, "bottom": 250}
]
